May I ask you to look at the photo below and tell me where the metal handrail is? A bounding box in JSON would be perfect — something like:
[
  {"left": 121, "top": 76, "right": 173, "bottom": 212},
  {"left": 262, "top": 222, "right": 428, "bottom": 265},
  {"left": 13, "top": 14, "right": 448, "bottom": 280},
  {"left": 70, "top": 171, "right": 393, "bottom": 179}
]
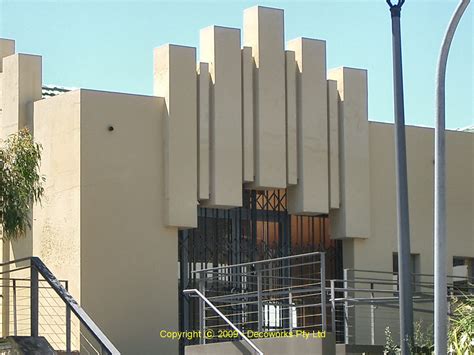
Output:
[
  {"left": 0, "top": 257, "right": 120, "bottom": 355},
  {"left": 184, "top": 288, "right": 264, "bottom": 355},
  {"left": 192, "top": 251, "right": 322, "bottom": 274},
  {"left": 31, "top": 257, "right": 120, "bottom": 355},
  {"left": 346, "top": 268, "right": 474, "bottom": 281}
]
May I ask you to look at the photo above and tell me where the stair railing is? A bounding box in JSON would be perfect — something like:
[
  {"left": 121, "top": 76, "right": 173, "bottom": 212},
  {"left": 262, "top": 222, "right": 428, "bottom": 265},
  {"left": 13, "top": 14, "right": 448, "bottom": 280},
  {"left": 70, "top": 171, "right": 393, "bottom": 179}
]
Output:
[
  {"left": 0, "top": 257, "right": 120, "bottom": 355},
  {"left": 183, "top": 288, "right": 264, "bottom": 355}
]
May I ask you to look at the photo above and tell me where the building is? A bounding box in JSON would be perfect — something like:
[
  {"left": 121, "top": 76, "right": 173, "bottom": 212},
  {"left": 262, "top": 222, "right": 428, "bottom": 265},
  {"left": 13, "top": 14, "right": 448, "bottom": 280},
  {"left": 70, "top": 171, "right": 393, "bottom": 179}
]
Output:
[{"left": 0, "top": 5, "right": 472, "bottom": 355}]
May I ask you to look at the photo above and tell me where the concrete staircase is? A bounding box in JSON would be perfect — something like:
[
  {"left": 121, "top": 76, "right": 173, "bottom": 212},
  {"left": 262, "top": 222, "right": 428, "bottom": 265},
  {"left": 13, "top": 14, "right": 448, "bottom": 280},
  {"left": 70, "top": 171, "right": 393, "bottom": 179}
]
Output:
[{"left": 0, "top": 336, "right": 56, "bottom": 354}]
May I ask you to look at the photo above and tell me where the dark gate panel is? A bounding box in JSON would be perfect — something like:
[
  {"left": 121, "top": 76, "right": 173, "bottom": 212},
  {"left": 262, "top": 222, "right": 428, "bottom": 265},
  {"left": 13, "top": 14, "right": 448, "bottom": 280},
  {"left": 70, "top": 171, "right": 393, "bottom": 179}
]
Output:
[{"left": 178, "top": 189, "right": 343, "bottom": 350}]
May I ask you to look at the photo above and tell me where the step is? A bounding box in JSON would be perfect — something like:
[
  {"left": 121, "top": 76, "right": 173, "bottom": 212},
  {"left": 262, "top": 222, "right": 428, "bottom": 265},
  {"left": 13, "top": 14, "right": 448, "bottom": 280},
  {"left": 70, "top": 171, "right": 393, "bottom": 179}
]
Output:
[{"left": 0, "top": 336, "right": 56, "bottom": 354}]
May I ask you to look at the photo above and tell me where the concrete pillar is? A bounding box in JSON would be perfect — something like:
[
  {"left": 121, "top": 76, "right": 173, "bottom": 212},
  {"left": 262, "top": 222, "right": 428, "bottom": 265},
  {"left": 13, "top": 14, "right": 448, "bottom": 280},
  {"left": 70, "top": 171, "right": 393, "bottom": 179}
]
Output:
[
  {"left": 154, "top": 44, "right": 198, "bottom": 228},
  {"left": 200, "top": 26, "right": 242, "bottom": 207},
  {"left": 287, "top": 38, "right": 329, "bottom": 215},
  {"left": 328, "top": 67, "right": 370, "bottom": 239},
  {"left": 1, "top": 53, "right": 42, "bottom": 135},
  {"left": 0, "top": 39, "right": 16, "bottom": 114},
  {"left": 0, "top": 45, "right": 41, "bottom": 338},
  {"left": 0, "top": 38, "right": 15, "bottom": 72},
  {"left": 197, "top": 62, "right": 210, "bottom": 201},
  {"left": 328, "top": 79, "right": 340, "bottom": 209},
  {"left": 243, "top": 6, "right": 286, "bottom": 189},
  {"left": 242, "top": 46, "right": 254, "bottom": 183},
  {"left": 285, "top": 50, "right": 297, "bottom": 186}
]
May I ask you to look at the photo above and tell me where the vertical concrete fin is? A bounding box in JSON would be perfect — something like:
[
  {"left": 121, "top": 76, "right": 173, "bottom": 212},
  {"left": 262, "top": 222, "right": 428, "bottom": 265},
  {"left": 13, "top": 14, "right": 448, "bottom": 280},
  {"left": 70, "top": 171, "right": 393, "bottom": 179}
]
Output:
[
  {"left": 287, "top": 38, "right": 329, "bottom": 215},
  {"left": 197, "top": 62, "right": 210, "bottom": 201},
  {"left": 286, "top": 50, "right": 297, "bottom": 186},
  {"left": 200, "top": 26, "right": 242, "bottom": 208},
  {"left": 242, "top": 46, "right": 254, "bottom": 183},
  {"left": 243, "top": 6, "right": 286, "bottom": 189},
  {"left": 1, "top": 53, "right": 42, "bottom": 137},
  {"left": 328, "top": 67, "right": 370, "bottom": 239},
  {"left": 328, "top": 79, "right": 340, "bottom": 209},
  {"left": 0, "top": 38, "right": 15, "bottom": 73},
  {"left": 154, "top": 44, "right": 198, "bottom": 228},
  {"left": 0, "top": 39, "right": 16, "bottom": 121}
]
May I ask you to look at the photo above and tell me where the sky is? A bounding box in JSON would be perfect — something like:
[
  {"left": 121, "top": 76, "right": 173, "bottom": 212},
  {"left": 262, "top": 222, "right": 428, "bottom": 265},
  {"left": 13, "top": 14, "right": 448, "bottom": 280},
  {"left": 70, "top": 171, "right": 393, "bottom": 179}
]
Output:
[{"left": 0, "top": 0, "right": 472, "bottom": 129}]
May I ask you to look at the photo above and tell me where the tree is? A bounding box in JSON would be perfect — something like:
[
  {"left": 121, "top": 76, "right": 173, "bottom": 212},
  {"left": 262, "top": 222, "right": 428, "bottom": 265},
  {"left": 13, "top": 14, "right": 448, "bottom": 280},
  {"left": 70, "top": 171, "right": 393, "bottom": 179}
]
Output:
[{"left": 0, "top": 128, "right": 45, "bottom": 240}]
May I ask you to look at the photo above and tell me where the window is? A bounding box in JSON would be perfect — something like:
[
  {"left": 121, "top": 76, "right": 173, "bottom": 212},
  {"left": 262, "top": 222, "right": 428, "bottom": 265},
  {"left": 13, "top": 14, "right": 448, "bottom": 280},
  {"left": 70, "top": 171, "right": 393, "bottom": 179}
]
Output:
[
  {"left": 264, "top": 303, "right": 281, "bottom": 329},
  {"left": 452, "top": 257, "right": 473, "bottom": 293},
  {"left": 392, "top": 253, "right": 420, "bottom": 292}
]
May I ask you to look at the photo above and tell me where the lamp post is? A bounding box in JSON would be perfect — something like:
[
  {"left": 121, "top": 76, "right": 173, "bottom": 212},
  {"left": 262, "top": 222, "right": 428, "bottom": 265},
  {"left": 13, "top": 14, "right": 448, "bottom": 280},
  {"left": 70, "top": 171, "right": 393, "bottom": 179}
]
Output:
[
  {"left": 385, "top": 1, "right": 413, "bottom": 353},
  {"left": 434, "top": 1, "right": 470, "bottom": 354}
]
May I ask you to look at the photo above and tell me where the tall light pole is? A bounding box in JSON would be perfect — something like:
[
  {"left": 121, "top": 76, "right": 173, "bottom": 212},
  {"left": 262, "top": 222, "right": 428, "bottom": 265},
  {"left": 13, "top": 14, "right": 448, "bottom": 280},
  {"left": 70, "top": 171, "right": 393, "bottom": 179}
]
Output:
[
  {"left": 386, "top": 1, "right": 413, "bottom": 353},
  {"left": 434, "top": 1, "right": 470, "bottom": 354}
]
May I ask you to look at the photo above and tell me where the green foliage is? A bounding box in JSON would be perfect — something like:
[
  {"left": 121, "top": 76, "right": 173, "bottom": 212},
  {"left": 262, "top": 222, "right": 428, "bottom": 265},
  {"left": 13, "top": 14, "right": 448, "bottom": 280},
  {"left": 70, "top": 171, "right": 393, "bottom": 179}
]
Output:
[
  {"left": 384, "top": 321, "right": 434, "bottom": 355},
  {"left": 383, "top": 293, "right": 474, "bottom": 355},
  {"left": 384, "top": 326, "right": 400, "bottom": 354},
  {"left": 0, "top": 128, "right": 45, "bottom": 240},
  {"left": 413, "top": 320, "right": 434, "bottom": 352},
  {"left": 448, "top": 293, "right": 474, "bottom": 355}
]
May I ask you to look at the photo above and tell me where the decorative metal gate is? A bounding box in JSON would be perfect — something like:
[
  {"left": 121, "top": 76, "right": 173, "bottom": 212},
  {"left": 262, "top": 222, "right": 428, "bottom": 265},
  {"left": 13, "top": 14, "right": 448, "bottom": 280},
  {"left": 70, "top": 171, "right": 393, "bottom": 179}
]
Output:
[{"left": 178, "top": 189, "right": 342, "bottom": 349}]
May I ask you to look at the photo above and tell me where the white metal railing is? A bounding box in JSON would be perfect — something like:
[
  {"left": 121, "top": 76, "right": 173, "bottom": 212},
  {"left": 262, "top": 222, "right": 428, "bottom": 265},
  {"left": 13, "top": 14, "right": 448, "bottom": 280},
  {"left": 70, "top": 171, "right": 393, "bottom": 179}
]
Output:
[
  {"left": 183, "top": 288, "right": 264, "bottom": 355},
  {"left": 330, "top": 268, "right": 474, "bottom": 345},
  {"left": 190, "top": 252, "right": 327, "bottom": 337}
]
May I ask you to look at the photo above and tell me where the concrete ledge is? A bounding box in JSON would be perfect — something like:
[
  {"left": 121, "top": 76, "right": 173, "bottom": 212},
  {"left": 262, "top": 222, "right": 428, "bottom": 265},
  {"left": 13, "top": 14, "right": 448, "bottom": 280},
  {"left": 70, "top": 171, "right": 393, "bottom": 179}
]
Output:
[
  {"left": 336, "top": 343, "right": 384, "bottom": 355},
  {"left": 186, "top": 333, "right": 335, "bottom": 355},
  {"left": 0, "top": 336, "right": 56, "bottom": 354}
]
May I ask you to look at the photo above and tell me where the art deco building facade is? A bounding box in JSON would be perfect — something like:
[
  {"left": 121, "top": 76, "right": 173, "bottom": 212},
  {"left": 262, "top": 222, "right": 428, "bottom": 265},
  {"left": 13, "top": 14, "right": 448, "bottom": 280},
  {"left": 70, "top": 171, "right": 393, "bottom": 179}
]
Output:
[{"left": 0, "top": 5, "right": 472, "bottom": 355}]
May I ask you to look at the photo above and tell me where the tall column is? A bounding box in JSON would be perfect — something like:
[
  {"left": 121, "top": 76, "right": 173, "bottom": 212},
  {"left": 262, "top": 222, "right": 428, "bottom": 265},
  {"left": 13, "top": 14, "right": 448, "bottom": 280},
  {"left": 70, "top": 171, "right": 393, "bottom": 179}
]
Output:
[
  {"left": 197, "top": 62, "right": 210, "bottom": 201},
  {"left": 244, "top": 6, "right": 286, "bottom": 189},
  {"left": 285, "top": 50, "right": 298, "bottom": 186},
  {"left": 242, "top": 46, "right": 254, "bottom": 183},
  {"left": 328, "top": 79, "right": 340, "bottom": 209},
  {"left": 1, "top": 45, "right": 42, "bottom": 337},
  {"left": 154, "top": 44, "right": 198, "bottom": 228},
  {"left": 200, "top": 26, "right": 242, "bottom": 207},
  {"left": 287, "top": 38, "right": 329, "bottom": 215},
  {"left": 328, "top": 67, "right": 370, "bottom": 239},
  {"left": 0, "top": 39, "right": 15, "bottom": 337},
  {"left": 1, "top": 53, "right": 42, "bottom": 135}
]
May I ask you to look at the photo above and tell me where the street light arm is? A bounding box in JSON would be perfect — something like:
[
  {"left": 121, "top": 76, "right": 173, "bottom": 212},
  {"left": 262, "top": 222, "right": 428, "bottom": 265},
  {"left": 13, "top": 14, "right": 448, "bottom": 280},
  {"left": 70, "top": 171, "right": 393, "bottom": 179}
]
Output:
[
  {"left": 386, "top": 0, "right": 405, "bottom": 9},
  {"left": 434, "top": 1, "right": 470, "bottom": 354},
  {"left": 436, "top": 0, "right": 470, "bottom": 89}
]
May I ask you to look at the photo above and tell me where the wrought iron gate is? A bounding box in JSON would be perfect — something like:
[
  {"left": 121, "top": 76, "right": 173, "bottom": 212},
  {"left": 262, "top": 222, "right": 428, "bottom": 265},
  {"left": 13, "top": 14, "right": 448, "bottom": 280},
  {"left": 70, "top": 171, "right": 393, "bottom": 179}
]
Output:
[{"left": 178, "top": 189, "right": 342, "bottom": 349}]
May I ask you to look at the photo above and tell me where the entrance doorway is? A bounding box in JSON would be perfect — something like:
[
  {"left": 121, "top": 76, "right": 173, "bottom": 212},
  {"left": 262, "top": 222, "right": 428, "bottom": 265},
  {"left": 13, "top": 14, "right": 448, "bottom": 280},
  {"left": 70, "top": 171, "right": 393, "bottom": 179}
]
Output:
[{"left": 178, "top": 189, "right": 342, "bottom": 349}]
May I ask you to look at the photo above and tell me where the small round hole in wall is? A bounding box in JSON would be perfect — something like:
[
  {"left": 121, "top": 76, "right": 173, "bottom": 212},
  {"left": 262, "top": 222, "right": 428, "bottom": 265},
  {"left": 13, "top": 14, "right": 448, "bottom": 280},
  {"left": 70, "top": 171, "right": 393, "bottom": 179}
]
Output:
[{"left": 108, "top": 125, "right": 114, "bottom": 132}]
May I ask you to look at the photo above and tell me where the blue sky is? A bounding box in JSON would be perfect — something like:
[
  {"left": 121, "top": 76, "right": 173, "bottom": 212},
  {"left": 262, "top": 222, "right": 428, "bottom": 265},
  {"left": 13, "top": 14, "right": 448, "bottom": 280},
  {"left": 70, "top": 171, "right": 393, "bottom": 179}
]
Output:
[{"left": 1, "top": 0, "right": 472, "bottom": 129}]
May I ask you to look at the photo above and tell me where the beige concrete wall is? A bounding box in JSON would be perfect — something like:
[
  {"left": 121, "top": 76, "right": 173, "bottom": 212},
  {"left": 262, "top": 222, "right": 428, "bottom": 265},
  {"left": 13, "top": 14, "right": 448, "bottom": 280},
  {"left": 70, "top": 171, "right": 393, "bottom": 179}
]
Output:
[
  {"left": 287, "top": 38, "right": 329, "bottom": 215},
  {"left": 244, "top": 6, "right": 286, "bottom": 189},
  {"left": 32, "top": 90, "right": 181, "bottom": 354},
  {"left": 154, "top": 45, "right": 198, "bottom": 228},
  {"left": 359, "top": 123, "right": 474, "bottom": 274},
  {"left": 32, "top": 92, "right": 82, "bottom": 350},
  {"left": 200, "top": 26, "right": 242, "bottom": 207},
  {"left": 79, "top": 90, "right": 179, "bottom": 354},
  {"left": 346, "top": 123, "right": 474, "bottom": 344},
  {"left": 33, "top": 92, "right": 82, "bottom": 300},
  {"left": 328, "top": 67, "right": 370, "bottom": 239}
]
